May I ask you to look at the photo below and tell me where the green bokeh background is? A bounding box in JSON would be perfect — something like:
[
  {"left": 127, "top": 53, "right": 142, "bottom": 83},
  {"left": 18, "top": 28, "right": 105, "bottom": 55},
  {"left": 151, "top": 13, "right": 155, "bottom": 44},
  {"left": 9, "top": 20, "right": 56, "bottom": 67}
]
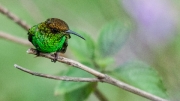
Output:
[{"left": 0, "top": 0, "right": 179, "bottom": 101}]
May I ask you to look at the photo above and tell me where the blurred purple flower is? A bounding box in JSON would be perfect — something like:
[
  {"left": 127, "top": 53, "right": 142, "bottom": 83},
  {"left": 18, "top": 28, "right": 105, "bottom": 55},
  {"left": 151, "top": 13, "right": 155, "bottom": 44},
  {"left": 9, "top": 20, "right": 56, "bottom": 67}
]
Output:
[{"left": 121, "top": 0, "right": 178, "bottom": 47}]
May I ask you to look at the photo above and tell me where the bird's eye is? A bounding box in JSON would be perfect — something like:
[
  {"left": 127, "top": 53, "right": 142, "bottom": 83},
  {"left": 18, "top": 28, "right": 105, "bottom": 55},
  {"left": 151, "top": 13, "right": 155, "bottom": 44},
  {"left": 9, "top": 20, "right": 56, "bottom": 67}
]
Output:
[{"left": 51, "top": 28, "right": 59, "bottom": 33}]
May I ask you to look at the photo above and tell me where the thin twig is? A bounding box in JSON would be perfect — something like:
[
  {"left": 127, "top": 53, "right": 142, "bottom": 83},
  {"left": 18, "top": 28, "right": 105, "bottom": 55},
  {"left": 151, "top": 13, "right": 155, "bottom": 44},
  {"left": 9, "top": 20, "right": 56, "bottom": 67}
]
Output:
[
  {"left": 0, "top": 31, "right": 32, "bottom": 46},
  {"left": 104, "top": 77, "right": 168, "bottom": 101},
  {"left": 14, "top": 64, "right": 100, "bottom": 82},
  {"left": 27, "top": 48, "right": 105, "bottom": 78},
  {"left": 0, "top": 5, "right": 30, "bottom": 31},
  {"left": 17, "top": 48, "right": 168, "bottom": 101},
  {"left": 92, "top": 54, "right": 108, "bottom": 101}
]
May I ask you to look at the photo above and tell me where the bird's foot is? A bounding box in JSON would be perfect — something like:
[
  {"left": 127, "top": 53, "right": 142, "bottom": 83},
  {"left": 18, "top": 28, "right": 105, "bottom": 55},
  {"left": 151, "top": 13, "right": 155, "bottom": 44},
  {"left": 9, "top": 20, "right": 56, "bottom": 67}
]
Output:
[
  {"left": 51, "top": 52, "right": 58, "bottom": 63},
  {"left": 35, "top": 49, "right": 40, "bottom": 57}
]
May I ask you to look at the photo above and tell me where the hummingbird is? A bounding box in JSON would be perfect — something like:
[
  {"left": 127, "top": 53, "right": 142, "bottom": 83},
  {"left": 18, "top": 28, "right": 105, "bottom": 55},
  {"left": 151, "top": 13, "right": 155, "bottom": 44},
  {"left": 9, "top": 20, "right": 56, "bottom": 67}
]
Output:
[{"left": 27, "top": 18, "right": 85, "bottom": 62}]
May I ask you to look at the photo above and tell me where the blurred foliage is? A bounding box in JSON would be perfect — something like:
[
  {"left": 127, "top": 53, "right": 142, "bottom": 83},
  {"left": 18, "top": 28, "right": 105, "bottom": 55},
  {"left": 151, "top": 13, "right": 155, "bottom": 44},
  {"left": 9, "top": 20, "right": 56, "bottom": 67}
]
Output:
[
  {"left": 68, "top": 30, "right": 95, "bottom": 63},
  {"left": 55, "top": 68, "right": 97, "bottom": 101},
  {"left": 97, "top": 20, "right": 131, "bottom": 57},
  {"left": 67, "top": 20, "right": 167, "bottom": 101},
  {"left": 0, "top": 0, "right": 179, "bottom": 101},
  {"left": 111, "top": 60, "right": 168, "bottom": 98}
]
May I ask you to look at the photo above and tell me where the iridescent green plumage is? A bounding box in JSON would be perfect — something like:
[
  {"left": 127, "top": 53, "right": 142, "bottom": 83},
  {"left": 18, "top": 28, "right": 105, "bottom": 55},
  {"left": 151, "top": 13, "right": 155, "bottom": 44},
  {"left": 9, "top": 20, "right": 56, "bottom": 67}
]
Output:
[{"left": 28, "top": 18, "right": 85, "bottom": 62}]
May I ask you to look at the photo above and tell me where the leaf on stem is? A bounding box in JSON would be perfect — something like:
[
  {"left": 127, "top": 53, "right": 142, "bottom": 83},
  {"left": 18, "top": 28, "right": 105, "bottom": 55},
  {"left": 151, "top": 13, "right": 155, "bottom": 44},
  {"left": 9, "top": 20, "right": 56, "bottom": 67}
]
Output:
[
  {"left": 55, "top": 68, "right": 97, "bottom": 101},
  {"left": 111, "top": 60, "right": 168, "bottom": 98},
  {"left": 68, "top": 30, "right": 95, "bottom": 62},
  {"left": 97, "top": 20, "right": 132, "bottom": 57}
]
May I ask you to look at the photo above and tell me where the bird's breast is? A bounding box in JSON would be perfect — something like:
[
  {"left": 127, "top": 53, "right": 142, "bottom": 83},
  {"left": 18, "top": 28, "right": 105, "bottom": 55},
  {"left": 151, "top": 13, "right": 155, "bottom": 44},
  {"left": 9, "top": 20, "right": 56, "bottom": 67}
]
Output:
[{"left": 32, "top": 32, "right": 66, "bottom": 53}]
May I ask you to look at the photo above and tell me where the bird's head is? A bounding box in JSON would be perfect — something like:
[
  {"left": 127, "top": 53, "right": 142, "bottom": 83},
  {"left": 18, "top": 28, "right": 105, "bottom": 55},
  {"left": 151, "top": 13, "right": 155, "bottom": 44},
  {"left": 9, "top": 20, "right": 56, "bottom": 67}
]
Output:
[{"left": 44, "top": 18, "right": 85, "bottom": 40}]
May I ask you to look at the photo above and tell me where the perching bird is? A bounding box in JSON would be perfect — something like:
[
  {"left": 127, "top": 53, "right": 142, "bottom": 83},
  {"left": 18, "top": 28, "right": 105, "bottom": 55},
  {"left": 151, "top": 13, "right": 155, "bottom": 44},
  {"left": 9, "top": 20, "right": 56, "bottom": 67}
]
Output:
[{"left": 27, "top": 18, "right": 85, "bottom": 62}]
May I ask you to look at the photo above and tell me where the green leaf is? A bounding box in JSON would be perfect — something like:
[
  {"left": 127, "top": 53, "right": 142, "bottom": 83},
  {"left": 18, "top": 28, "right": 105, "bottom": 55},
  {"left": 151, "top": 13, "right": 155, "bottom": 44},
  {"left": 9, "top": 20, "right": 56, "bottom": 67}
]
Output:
[
  {"left": 68, "top": 30, "right": 95, "bottom": 62},
  {"left": 64, "top": 82, "right": 97, "bottom": 101},
  {"left": 95, "top": 57, "right": 115, "bottom": 69},
  {"left": 55, "top": 68, "right": 97, "bottom": 101},
  {"left": 111, "top": 60, "right": 168, "bottom": 98},
  {"left": 97, "top": 20, "right": 132, "bottom": 57}
]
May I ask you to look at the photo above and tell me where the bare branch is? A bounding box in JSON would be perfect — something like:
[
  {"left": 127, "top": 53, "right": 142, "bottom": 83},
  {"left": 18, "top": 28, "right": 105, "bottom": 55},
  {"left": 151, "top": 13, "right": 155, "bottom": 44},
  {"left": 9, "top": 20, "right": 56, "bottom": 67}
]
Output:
[
  {"left": 27, "top": 48, "right": 105, "bottom": 78},
  {"left": 0, "top": 5, "right": 30, "bottom": 31},
  {"left": 103, "top": 77, "right": 168, "bottom": 101},
  {"left": 14, "top": 64, "right": 100, "bottom": 82},
  {"left": 15, "top": 63, "right": 108, "bottom": 100},
  {"left": 19, "top": 48, "right": 168, "bottom": 101},
  {"left": 0, "top": 31, "right": 32, "bottom": 47}
]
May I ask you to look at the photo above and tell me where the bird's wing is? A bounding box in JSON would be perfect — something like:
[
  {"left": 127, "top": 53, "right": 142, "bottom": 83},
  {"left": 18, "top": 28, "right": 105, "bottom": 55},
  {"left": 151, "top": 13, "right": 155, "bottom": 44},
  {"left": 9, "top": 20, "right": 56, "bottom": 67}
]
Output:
[{"left": 27, "top": 25, "right": 38, "bottom": 42}]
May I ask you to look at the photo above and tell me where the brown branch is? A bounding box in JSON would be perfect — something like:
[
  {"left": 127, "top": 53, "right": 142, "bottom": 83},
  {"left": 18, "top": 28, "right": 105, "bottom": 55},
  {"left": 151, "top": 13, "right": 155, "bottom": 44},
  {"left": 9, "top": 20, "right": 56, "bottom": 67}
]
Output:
[
  {"left": 14, "top": 64, "right": 99, "bottom": 82},
  {"left": 27, "top": 48, "right": 105, "bottom": 78},
  {"left": 0, "top": 5, "right": 30, "bottom": 31},
  {"left": 0, "top": 31, "right": 32, "bottom": 47},
  {"left": 14, "top": 48, "right": 168, "bottom": 101}
]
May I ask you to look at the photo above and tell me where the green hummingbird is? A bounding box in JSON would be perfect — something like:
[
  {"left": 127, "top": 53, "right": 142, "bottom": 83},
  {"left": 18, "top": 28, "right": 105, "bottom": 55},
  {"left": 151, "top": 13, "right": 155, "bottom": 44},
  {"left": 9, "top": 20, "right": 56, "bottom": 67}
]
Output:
[{"left": 27, "top": 18, "right": 85, "bottom": 62}]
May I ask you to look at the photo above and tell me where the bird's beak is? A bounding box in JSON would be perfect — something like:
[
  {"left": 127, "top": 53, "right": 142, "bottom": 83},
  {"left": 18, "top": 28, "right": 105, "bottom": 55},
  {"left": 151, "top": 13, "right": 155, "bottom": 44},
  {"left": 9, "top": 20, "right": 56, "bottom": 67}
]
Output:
[{"left": 66, "top": 30, "right": 85, "bottom": 40}]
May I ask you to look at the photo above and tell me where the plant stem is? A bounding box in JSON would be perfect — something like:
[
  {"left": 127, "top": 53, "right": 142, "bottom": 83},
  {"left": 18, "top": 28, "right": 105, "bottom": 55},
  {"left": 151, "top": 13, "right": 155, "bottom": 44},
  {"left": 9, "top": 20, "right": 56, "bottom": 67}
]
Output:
[
  {"left": 0, "top": 31, "right": 32, "bottom": 46},
  {"left": 13, "top": 48, "right": 168, "bottom": 101},
  {"left": 94, "top": 88, "right": 108, "bottom": 101},
  {"left": 0, "top": 5, "right": 30, "bottom": 30}
]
